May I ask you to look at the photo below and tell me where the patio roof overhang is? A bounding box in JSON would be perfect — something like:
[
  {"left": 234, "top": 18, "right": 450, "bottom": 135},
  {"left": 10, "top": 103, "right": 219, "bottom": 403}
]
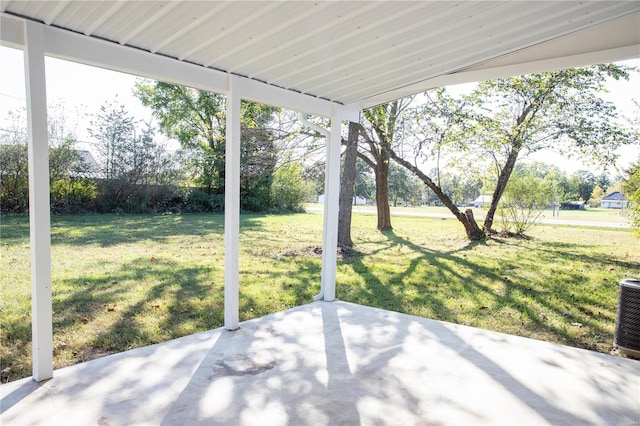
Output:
[
  {"left": 1, "top": 2, "right": 639, "bottom": 110},
  {"left": 1, "top": 1, "right": 639, "bottom": 383}
]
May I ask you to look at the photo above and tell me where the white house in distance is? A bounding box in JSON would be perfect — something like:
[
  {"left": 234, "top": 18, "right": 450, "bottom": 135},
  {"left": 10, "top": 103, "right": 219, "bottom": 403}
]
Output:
[
  {"left": 601, "top": 191, "right": 629, "bottom": 208},
  {"left": 318, "top": 194, "right": 366, "bottom": 205},
  {"left": 472, "top": 195, "right": 493, "bottom": 208}
]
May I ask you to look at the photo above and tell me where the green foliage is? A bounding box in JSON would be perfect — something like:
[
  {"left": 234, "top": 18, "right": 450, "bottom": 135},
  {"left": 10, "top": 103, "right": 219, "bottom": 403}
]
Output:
[
  {"left": 388, "top": 163, "right": 424, "bottom": 206},
  {"left": 240, "top": 128, "right": 277, "bottom": 212},
  {"left": 49, "top": 139, "right": 89, "bottom": 180},
  {"left": 589, "top": 186, "right": 606, "bottom": 208},
  {"left": 0, "top": 144, "right": 28, "bottom": 213},
  {"left": 462, "top": 64, "right": 637, "bottom": 232},
  {"left": 50, "top": 178, "right": 97, "bottom": 213},
  {"left": 184, "top": 189, "right": 224, "bottom": 213},
  {"left": 597, "top": 173, "right": 611, "bottom": 192},
  {"left": 48, "top": 139, "right": 98, "bottom": 214},
  {"left": 134, "top": 81, "right": 278, "bottom": 200},
  {"left": 1, "top": 90, "right": 284, "bottom": 215},
  {"left": 89, "top": 101, "right": 136, "bottom": 180},
  {"left": 1, "top": 113, "right": 98, "bottom": 213},
  {"left": 90, "top": 101, "right": 177, "bottom": 184},
  {"left": 571, "top": 170, "right": 597, "bottom": 202},
  {"left": 271, "top": 162, "right": 312, "bottom": 212},
  {"left": 469, "top": 65, "right": 636, "bottom": 163},
  {"left": 425, "top": 169, "right": 482, "bottom": 205},
  {"left": 499, "top": 166, "right": 555, "bottom": 235},
  {"left": 623, "top": 157, "right": 640, "bottom": 233},
  {"left": 302, "top": 161, "right": 325, "bottom": 197},
  {"left": 88, "top": 101, "right": 182, "bottom": 213}
]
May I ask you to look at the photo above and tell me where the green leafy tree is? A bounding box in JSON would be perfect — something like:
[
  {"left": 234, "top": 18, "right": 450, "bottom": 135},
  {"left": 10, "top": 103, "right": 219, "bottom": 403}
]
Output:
[
  {"left": 554, "top": 171, "right": 578, "bottom": 204},
  {"left": 302, "top": 161, "right": 325, "bottom": 198},
  {"left": 358, "top": 98, "right": 414, "bottom": 230},
  {"left": 0, "top": 143, "right": 28, "bottom": 213},
  {"left": 466, "top": 64, "right": 637, "bottom": 234},
  {"left": 623, "top": 157, "right": 640, "bottom": 232},
  {"left": 354, "top": 158, "right": 375, "bottom": 201},
  {"left": 571, "top": 170, "right": 597, "bottom": 202},
  {"left": 597, "top": 172, "right": 611, "bottom": 192},
  {"left": 134, "top": 81, "right": 278, "bottom": 211},
  {"left": 134, "top": 82, "right": 226, "bottom": 191},
  {"left": 89, "top": 101, "right": 178, "bottom": 212},
  {"left": 1, "top": 108, "right": 96, "bottom": 213},
  {"left": 0, "top": 111, "right": 28, "bottom": 212},
  {"left": 384, "top": 89, "right": 486, "bottom": 239},
  {"left": 388, "top": 163, "right": 424, "bottom": 207},
  {"left": 49, "top": 138, "right": 98, "bottom": 213},
  {"left": 589, "top": 185, "right": 606, "bottom": 208},
  {"left": 271, "top": 162, "right": 313, "bottom": 212},
  {"left": 89, "top": 101, "right": 137, "bottom": 180}
]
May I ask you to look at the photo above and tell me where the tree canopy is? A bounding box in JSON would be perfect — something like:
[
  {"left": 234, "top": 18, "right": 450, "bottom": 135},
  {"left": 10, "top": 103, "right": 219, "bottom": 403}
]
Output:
[
  {"left": 465, "top": 64, "right": 636, "bottom": 233},
  {"left": 134, "top": 81, "right": 279, "bottom": 210},
  {"left": 382, "top": 64, "right": 638, "bottom": 239}
]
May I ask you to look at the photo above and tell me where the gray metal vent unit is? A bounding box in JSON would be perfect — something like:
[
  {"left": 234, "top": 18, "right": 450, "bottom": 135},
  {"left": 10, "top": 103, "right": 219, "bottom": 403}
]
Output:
[{"left": 614, "top": 278, "right": 640, "bottom": 358}]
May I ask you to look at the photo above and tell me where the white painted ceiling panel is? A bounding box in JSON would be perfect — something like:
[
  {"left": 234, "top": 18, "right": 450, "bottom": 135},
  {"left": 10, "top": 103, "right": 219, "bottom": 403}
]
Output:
[{"left": 1, "top": 0, "right": 638, "bottom": 108}]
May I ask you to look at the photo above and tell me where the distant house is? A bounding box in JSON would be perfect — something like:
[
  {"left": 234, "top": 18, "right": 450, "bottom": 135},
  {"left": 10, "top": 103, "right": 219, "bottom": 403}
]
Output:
[
  {"left": 0, "top": 144, "right": 100, "bottom": 178},
  {"left": 600, "top": 191, "right": 628, "bottom": 209},
  {"left": 471, "top": 195, "right": 492, "bottom": 208},
  {"left": 74, "top": 150, "right": 101, "bottom": 178},
  {"left": 318, "top": 194, "right": 366, "bottom": 205}
]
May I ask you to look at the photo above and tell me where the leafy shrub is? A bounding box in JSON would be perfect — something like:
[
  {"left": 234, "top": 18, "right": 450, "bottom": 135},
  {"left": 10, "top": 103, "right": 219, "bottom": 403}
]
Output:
[
  {"left": 50, "top": 178, "right": 97, "bottom": 213},
  {"left": 145, "top": 184, "right": 185, "bottom": 213},
  {"left": 241, "top": 174, "right": 273, "bottom": 212},
  {"left": 271, "top": 163, "right": 313, "bottom": 212},
  {"left": 0, "top": 144, "right": 28, "bottom": 213},
  {"left": 499, "top": 170, "right": 554, "bottom": 235},
  {"left": 184, "top": 189, "right": 224, "bottom": 213}
]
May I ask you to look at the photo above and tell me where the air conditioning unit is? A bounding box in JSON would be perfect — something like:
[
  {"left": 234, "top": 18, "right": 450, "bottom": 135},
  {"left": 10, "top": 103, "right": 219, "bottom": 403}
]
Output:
[{"left": 614, "top": 278, "right": 640, "bottom": 358}]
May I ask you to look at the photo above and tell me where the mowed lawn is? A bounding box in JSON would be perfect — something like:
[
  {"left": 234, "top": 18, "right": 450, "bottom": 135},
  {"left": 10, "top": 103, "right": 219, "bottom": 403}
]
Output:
[{"left": 1, "top": 212, "right": 639, "bottom": 382}]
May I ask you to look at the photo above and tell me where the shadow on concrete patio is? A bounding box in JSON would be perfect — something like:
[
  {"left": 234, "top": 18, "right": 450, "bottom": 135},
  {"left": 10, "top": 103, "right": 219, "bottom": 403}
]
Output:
[{"left": 2, "top": 301, "right": 638, "bottom": 425}]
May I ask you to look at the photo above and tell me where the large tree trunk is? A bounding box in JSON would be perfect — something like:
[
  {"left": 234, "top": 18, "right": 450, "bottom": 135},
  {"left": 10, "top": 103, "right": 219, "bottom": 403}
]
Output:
[
  {"left": 375, "top": 150, "right": 392, "bottom": 231},
  {"left": 338, "top": 122, "right": 358, "bottom": 247},
  {"left": 388, "top": 149, "right": 485, "bottom": 240},
  {"left": 483, "top": 146, "right": 520, "bottom": 233}
]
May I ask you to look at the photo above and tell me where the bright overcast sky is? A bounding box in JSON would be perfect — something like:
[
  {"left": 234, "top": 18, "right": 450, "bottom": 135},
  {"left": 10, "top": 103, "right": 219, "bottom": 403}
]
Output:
[{"left": 0, "top": 45, "right": 638, "bottom": 175}]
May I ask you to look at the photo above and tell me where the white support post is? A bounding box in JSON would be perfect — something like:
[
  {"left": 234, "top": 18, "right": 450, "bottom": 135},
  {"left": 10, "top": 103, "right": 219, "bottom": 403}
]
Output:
[
  {"left": 320, "top": 115, "right": 342, "bottom": 302},
  {"left": 224, "top": 77, "right": 241, "bottom": 330},
  {"left": 24, "top": 20, "right": 53, "bottom": 382}
]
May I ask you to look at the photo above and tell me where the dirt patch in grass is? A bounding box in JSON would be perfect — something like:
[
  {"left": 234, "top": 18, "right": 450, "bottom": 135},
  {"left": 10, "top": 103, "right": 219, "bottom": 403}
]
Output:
[{"left": 283, "top": 245, "right": 360, "bottom": 259}]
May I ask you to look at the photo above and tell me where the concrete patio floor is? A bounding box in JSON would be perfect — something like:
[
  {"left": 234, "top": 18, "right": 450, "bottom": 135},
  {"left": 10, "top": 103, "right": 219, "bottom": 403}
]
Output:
[{"left": 1, "top": 301, "right": 638, "bottom": 425}]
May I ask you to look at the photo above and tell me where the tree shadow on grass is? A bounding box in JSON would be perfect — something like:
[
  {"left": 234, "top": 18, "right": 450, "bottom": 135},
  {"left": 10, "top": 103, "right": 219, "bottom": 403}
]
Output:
[
  {"left": 3, "top": 252, "right": 323, "bottom": 381},
  {"left": 340, "top": 230, "right": 635, "bottom": 353},
  {"left": 45, "top": 257, "right": 224, "bottom": 369},
  {"left": 48, "top": 213, "right": 227, "bottom": 247},
  {"left": 0, "top": 215, "right": 31, "bottom": 243},
  {"left": 239, "top": 258, "right": 322, "bottom": 320}
]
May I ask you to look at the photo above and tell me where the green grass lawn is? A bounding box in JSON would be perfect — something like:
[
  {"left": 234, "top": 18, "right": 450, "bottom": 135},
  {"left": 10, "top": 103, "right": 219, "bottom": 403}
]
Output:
[{"left": 1, "top": 212, "right": 639, "bottom": 383}]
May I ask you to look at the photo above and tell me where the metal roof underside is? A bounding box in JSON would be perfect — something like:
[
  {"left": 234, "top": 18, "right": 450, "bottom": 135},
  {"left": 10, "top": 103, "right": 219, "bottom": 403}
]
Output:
[{"left": 1, "top": 1, "right": 639, "bottom": 110}]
